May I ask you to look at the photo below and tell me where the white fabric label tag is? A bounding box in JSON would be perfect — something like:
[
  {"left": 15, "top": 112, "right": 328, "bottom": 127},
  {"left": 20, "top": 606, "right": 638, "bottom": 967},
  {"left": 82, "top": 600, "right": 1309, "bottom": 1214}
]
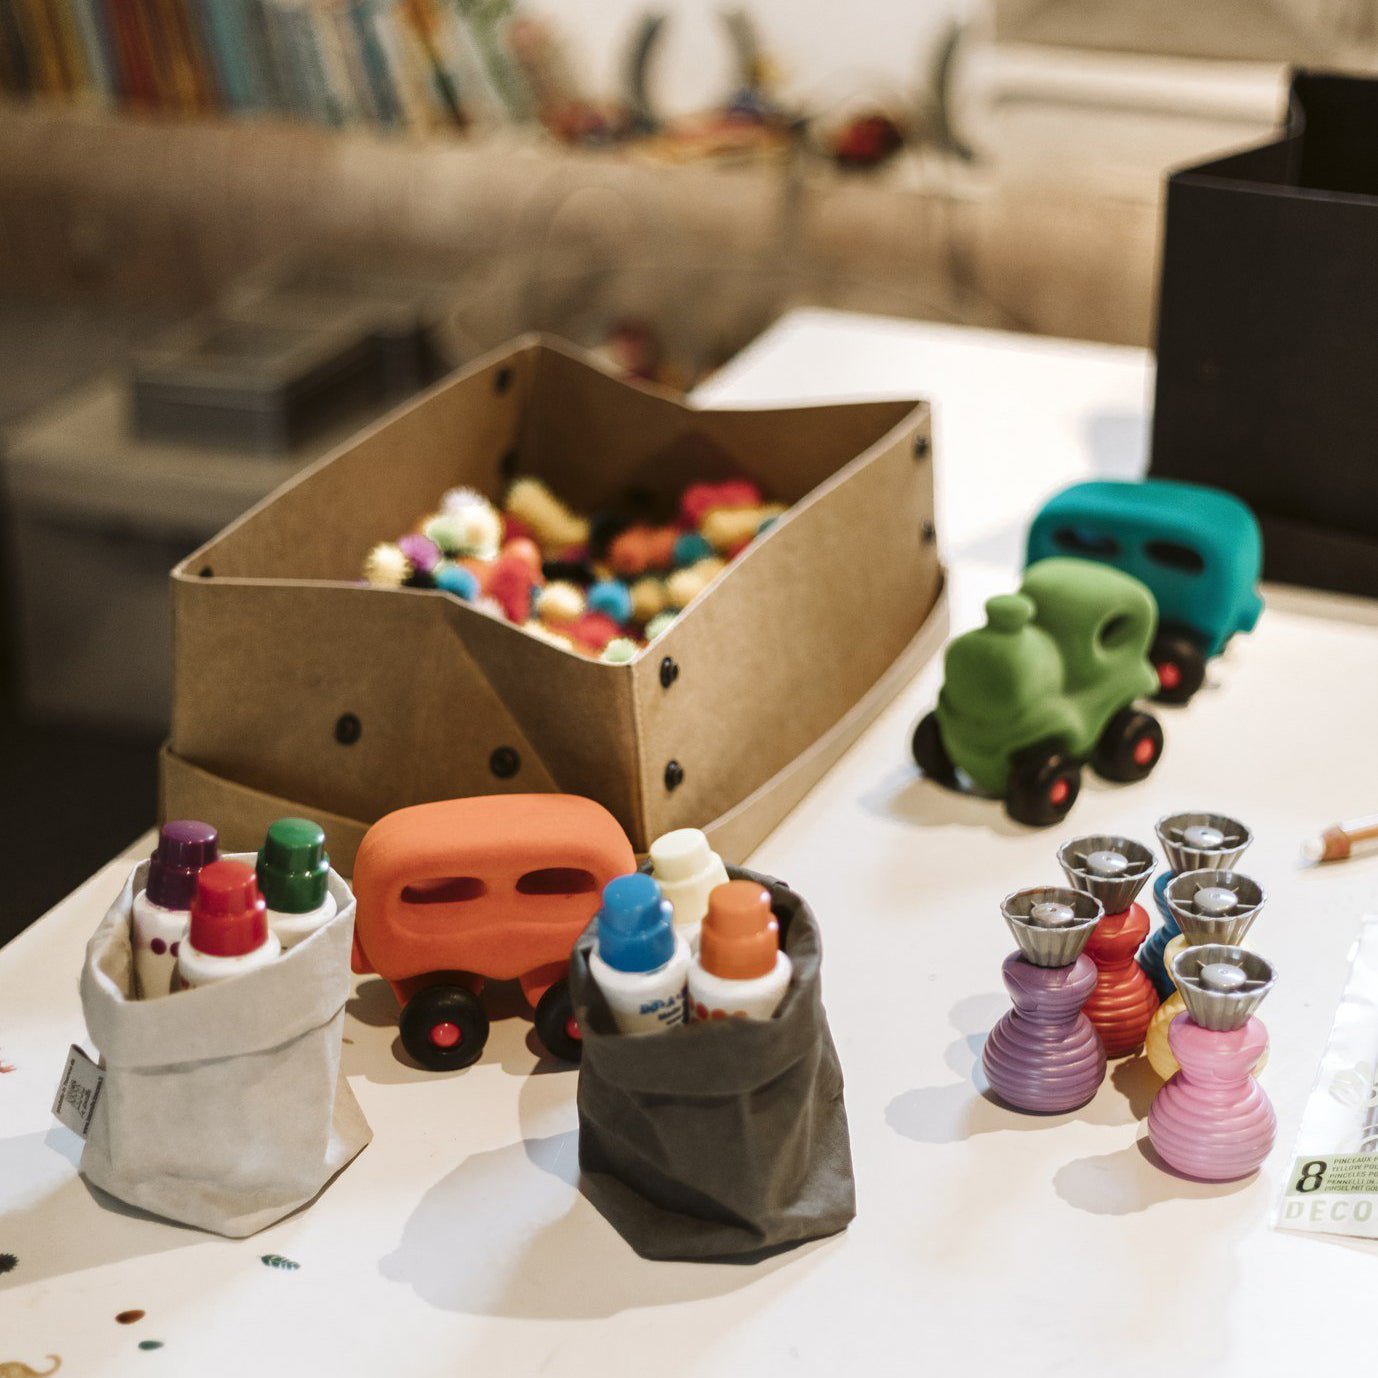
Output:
[{"left": 51, "top": 1044, "right": 105, "bottom": 1139}]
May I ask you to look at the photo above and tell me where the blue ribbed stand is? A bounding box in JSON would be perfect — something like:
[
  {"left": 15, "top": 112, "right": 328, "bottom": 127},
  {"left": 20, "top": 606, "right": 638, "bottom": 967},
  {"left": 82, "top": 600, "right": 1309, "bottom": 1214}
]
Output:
[{"left": 1137, "top": 871, "right": 1181, "bottom": 998}]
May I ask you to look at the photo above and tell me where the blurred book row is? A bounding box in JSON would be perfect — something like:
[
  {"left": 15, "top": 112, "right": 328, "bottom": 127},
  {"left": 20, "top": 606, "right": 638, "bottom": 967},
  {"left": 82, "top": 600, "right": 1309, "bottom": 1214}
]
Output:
[{"left": 0, "top": 0, "right": 534, "bottom": 133}]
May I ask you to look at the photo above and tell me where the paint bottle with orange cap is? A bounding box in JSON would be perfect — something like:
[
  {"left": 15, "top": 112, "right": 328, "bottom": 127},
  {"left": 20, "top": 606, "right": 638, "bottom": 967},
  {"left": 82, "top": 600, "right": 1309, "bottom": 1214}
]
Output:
[
  {"left": 688, "top": 880, "right": 793, "bottom": 1021},
  {"left": 175, "top": 859, "right": 282, "bottom": 990}
]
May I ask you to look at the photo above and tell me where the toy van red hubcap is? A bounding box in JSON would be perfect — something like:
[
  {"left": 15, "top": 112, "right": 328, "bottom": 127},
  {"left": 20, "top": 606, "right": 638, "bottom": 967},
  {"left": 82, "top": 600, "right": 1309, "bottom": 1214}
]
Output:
[
  {"left": 429, "top": 1022, "right": 462, "bottom": 1049},
  {"left": 1133, "top": 736, "right": 1156, "bottom": 766},
  {"left": 565, "top": 1016, "right": 582, "bottom": 1042},
  {"left": 1157, "top": 661, "right": 1181, "bottom": 691},
  {"left": 1049, "top": 779, "right": 1070, "bottom": 806}
]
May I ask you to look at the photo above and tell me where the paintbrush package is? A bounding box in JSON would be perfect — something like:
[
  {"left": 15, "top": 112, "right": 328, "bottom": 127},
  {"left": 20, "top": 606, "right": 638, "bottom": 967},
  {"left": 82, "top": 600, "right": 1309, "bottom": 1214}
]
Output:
[
  {"left": 1276, "top": 915, "right": 1378, "bottom": 1238},
  {"left": 60, "top": 855, "right": 370, "bottom": 1237}
]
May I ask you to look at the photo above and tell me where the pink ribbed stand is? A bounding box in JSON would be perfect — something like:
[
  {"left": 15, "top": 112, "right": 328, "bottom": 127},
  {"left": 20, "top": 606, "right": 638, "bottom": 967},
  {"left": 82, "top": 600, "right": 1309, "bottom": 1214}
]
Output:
[{"left": 1147, "top": 1013, "right": 1276, "bottom": 1181}]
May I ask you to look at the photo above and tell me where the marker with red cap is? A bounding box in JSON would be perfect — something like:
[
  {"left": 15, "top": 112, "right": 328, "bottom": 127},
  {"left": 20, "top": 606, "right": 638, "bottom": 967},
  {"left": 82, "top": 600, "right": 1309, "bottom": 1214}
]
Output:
[
  {"left": 176, "top": 859, "right": 281, "bottom": 990},
  {"left": 132, "top": 820, "right": 218, "bottom": 998},
  {"left": 688, "top": 880, "right": 793, "bottom": 1021}
]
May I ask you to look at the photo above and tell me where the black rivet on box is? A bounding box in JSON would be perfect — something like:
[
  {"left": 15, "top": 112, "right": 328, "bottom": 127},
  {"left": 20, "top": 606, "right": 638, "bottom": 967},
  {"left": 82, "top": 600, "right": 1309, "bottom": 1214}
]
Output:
[
  {"left": 494, "top": 366, "right": 514, "bottom": 394},
  {"left": 921, "top": 519, "right": 936, "bottom": 544},
  {"left": 199, "top": 565, "right": 213, "bottom": 578},
  {"left": 490, "top": 746, "right": 521, "bottom": 778},
  {"left": 334, "top": 713, "right": 362, "bottom": 745},
  {"left": 664, "top": 760, "right": 684, "bottom": 791},
  {"left": 500, "top": 448, "right": 520, "bottom": 480},
  {"left": 659, "top": 656, "right": 679, "bottom": 688},
  {"left": 913, "top": 433, "right": 931, "bottom": 460}
]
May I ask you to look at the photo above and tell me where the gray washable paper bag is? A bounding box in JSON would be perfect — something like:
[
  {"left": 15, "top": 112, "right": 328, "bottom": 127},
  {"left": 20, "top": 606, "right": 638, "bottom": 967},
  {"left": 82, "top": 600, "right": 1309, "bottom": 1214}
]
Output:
[
  {"left": 571, "top": 867, "right": 856, "bottom": 1262},
  {"left": 77, "top": 853, "right": 371, "bottom": 1237}
]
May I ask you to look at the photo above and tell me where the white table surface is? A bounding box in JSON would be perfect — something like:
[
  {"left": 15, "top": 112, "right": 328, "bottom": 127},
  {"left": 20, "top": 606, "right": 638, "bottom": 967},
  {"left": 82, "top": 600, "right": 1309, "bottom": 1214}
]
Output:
[{"left": 5, "top": 307, "right": 1378, "bottom": 1376}]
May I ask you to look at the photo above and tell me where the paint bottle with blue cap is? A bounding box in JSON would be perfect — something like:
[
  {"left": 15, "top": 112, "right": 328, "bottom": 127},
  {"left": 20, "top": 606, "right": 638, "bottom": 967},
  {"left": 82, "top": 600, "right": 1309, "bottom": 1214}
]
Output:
[{"left": 587, "top": 873, "right": 691, "bottom": 1034}]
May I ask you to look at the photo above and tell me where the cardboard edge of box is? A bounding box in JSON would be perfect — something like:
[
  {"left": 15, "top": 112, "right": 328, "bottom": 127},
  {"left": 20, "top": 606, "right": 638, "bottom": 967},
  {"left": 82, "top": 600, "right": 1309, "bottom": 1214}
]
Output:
[{"left": 159, "top": 574, "right": 949, "bottom": 873}]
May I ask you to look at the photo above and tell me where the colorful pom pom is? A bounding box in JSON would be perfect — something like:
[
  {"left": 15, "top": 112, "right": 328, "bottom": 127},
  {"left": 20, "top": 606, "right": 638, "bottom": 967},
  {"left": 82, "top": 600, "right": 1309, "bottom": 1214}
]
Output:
[
  {"left": 701, "top": 504, "right": 784, "bottom": 554},
  {"left": 434, "top": 561, "right": 480, "bottom": 600},
  {"left": 629, "top": 577, "right": 669, "bottom": 623},
  {"left": 489, "top": 549, "right": 539, "bottom": 623},
  {"left": 442, "top": 485, "right": 490, "bottom": 515},
  {"left": 644, "top": 610, "right": 677, "bottom": 640},
  {"left": 397, "top": 532, "right": 441, "bottom": 574},
  {"left": 505, "top": 477, "right": 591, "bottom": 553},
  {"left": 679, "top": 478, "right": 761, "bottom": 529},
  {"left": 364, "top": 542, "right": 411, "bottom": 588},
  {"left": 665, "top": 557, "right": 724, "bottom": 609},
  {"left": 673, "top": 532, "right": 713, "bottom": 567},
  {"left": 566, "top": 611, "right": 622, "bottom": 652},
  {"left": 536, "top": 580, "right": 586, "bottom": 625},
  {"left": 424, "top": 512, "right": 472, "bottom": 556},
  {"left": 587, "top": 579, "right": 632, "bottom": 624},
  {"left": 601, "top": 637, "right": 638, "bottom": 663}
]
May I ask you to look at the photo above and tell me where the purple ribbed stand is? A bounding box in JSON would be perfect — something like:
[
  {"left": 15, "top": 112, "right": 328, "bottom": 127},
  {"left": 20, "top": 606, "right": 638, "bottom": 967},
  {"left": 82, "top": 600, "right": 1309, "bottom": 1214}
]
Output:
[{"left": 983, "top": 951, "right": 1107, "bottom": 1113}]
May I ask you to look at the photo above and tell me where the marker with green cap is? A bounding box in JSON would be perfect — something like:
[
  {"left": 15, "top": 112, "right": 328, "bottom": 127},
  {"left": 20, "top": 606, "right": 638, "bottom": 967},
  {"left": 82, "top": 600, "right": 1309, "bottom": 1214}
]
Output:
[{"left": 257, "top": 818, "right": 336, "bottom": 950}]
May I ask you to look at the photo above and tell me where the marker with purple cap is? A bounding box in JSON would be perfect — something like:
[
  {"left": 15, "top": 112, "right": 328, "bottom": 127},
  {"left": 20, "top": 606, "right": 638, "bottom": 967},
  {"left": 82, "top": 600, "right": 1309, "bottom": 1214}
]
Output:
[{"left": 132, "top": 820, "right": 218, "bottom": 999}]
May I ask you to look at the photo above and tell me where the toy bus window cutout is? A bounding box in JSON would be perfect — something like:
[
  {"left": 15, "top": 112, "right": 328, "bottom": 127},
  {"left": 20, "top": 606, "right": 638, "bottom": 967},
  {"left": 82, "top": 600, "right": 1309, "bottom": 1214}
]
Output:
[
  {"left": 515, "top": 867, "right": 598, "bottom": 896},
  {"left": 1053, "top": 526, "right": 1120, "bottom": 559},
  {"left": 1144, "top": 539, "right": 1206, "bottom": 575},
  {"left": 400, "top": 876, "right": 488, "bottom": 904}
]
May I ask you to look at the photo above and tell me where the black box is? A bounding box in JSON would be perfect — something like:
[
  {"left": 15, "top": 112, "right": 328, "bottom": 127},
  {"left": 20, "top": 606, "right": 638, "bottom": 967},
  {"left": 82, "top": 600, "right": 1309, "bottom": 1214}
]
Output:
[{"left": 1151, "top": 70, "right": 1378, "bottom": 597}]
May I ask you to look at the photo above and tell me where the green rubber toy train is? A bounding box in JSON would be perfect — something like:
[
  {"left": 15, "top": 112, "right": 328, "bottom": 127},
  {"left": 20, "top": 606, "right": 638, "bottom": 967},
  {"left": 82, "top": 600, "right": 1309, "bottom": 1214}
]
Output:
[{"left": 911, "top": 557, "right": 1164, "bottom": 827}]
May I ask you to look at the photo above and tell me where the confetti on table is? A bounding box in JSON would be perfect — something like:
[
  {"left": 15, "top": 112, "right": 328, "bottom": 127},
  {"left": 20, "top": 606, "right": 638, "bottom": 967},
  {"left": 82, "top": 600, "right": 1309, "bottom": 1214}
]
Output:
[
  {"left": 0, "top": 1254, "right": 17, "bottom": 1276},
  {"left": 115, "top": 1311, "right": 145, "bottom": 1325},
  {"left": 260, "top": 1254, "right": 300, "bottom": 1271},
  {"left": 0, "top": 1360, "right": 60, "bottom": 1377},
  {"left": 137, "top": 1341, "right": 162, "bottom": 1352}
]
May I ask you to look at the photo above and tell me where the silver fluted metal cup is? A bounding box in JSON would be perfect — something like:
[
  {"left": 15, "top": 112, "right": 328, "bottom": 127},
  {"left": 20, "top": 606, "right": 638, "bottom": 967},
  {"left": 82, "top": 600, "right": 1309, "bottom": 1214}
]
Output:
[
  {"left": 1155, "top": 812, "right": 1252, "bottom": 874},
  {"left": 1165, "top": 870, "right": 1266, "bottom": 947},
  {"left": 1001, "top": 886, "right": 1103, "bottom": 968},
  {"left": 1172, "top": 944, "right": 1275, "bottom": 1031},
  {"left": 1057, "top": 835, "right": 1156, "bottom": 914}
]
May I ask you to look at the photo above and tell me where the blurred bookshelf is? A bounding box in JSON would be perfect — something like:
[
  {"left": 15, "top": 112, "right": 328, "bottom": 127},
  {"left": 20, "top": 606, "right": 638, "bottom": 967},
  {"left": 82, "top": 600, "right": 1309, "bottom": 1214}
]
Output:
[{"left": 0, "top": 1, "right": 530, "bottom": 138}]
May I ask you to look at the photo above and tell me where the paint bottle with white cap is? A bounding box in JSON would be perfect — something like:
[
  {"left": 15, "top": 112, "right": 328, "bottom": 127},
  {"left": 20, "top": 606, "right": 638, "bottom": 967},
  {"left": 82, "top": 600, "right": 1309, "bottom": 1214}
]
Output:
[
  {"left": 587, "top": 873, "right": 691, "bottom": 1034},
  {"left": 131, "top": 820, "right": 218, "bottom": 999},
  {"left": 647, "top": 828, "right": 728, "bottom": 946},
  {"left": 688, "top": 880, "right": 792, "bottom": 1021},
  {"left": 257, "top": 818, "right": 337, "bottom": 950},
  {"left": 176, "top": 859, "right": 282, "bottom": 990}
]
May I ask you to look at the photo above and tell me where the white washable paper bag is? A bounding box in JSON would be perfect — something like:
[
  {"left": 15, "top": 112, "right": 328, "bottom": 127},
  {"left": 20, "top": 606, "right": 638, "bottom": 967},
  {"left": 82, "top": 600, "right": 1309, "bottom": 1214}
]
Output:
[{"left": 75, "top": 853, "right": 370, "bottom": 1237}]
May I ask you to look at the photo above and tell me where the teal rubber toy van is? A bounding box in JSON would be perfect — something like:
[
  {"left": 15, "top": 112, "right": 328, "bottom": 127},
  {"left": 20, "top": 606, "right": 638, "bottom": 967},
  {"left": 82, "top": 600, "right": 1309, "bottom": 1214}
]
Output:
[{"left": 1025, "top": 479, "right": 1263, "bottom": 703}]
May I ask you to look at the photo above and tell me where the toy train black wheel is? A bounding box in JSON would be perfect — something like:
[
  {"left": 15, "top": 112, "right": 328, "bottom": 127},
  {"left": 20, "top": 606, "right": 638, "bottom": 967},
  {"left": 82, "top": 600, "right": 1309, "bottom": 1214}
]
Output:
[
  {"left": 1150, "top": 626, "right": 1206, "bottom": 705},
  {"left": 534, "top": 979, "right": 582, "bottom": 1063},
  {"left": 1092, "top": 708, "right": 1164, "bottom": 782},
  {"left": 399, "top": 984, "right": 489, "bottom": 1071},
  {"left": 1006, "top": 744, "right": 1081, "bottom": 827},
  {"left": 911, "top": 711, "right": 958, "bottom": 787}
]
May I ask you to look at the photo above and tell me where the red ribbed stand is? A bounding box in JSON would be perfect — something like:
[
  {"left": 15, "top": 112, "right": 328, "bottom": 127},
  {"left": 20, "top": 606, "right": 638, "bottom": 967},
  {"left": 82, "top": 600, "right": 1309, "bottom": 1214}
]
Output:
[{"left": 1082, "top": 903, "right": 1160, "bottom": 1057}]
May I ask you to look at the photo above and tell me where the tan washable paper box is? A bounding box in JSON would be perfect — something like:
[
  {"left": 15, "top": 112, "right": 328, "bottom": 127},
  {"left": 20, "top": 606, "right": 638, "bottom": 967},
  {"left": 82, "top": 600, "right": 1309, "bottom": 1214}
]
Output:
[{"left": 163, "top": 335, "right": 946, "bottom": 868}]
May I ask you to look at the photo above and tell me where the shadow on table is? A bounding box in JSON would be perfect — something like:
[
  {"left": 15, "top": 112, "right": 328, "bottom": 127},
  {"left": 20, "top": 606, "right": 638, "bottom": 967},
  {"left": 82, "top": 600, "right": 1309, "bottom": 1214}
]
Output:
[
  {"left": 1054, "top": 1132, "right": 1258, "bottom": 1218},
  {"left": 344, "top": 977, "right": 575, "bottom": 1085},
  {"left": 885, "top": 997, "right": 1161, "bottom": 1144},
  {"left": 378, "top": 1074, "right": 828, "bottom": 1318},
  {"left": 0, "top": 1129, "right": 210, "bottom": 1291},
  {"left": 858, "top": 764, "right": 1027, "bottom": 838}
]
